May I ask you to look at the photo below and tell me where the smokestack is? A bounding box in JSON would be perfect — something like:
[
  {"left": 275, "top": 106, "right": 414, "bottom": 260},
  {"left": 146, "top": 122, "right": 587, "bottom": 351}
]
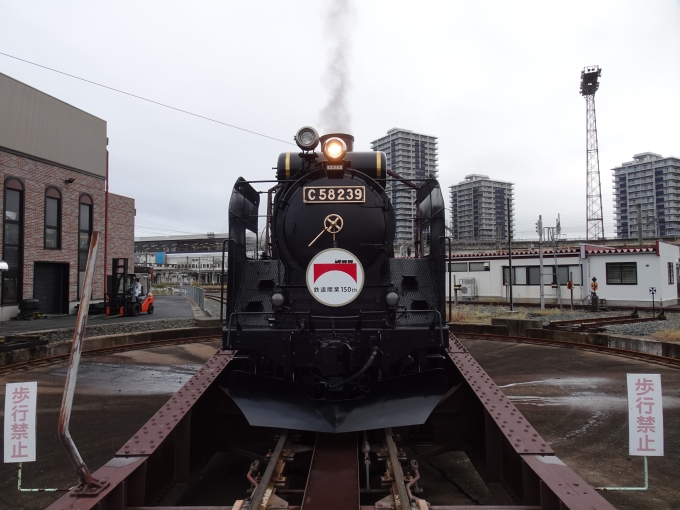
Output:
[{"left": 318, "top": 0, "right": 354, "bottom": 134}]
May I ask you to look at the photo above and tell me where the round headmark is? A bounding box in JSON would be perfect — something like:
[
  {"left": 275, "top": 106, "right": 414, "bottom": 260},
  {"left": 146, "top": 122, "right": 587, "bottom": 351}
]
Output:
[{"left": 306, "top": 248, "right": 364, "bottom": 307}]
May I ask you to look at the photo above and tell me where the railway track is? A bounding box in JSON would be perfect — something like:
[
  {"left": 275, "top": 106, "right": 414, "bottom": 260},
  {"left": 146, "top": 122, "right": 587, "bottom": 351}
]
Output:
[
  {"left": 0, "top": 334, "right": 221, "bottom": 375},
  {"left": 456, "top": 331, "right": 680, "bottom": 369}
]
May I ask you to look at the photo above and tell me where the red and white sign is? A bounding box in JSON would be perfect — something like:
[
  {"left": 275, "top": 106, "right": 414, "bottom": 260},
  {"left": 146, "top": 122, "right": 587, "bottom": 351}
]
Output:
[
  {"left": 4, "top": 382, "right": 37, "bottom": 463},
  {"left": 306, "top": 248, "right": 364, "bottom": 307},
  {"left": 627, "top": 374, "right": 664, "bottom": 456}
]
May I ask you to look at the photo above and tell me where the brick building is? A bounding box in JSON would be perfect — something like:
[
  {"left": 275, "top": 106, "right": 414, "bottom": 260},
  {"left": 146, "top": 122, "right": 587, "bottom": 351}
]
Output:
[{"left": 0, "top": 72, "right": 134, "bottom": 320}]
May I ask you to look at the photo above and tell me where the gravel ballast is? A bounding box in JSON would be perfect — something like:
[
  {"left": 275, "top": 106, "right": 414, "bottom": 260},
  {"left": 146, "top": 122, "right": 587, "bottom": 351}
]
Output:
[
  {"left": 203, "top": 298, "right": 224, "bottom": 319},
  {"left": 32, "top": 318, "right": 197, "bottom": 344},
  {"left": 450, "top": 304, "right": 680, "bottom": 338}
]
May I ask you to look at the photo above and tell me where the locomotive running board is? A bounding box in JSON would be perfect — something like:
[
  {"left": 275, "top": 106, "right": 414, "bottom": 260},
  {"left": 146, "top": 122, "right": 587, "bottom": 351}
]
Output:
[{"left": 226, "top": 368, "right": 448, "bottom": 433}]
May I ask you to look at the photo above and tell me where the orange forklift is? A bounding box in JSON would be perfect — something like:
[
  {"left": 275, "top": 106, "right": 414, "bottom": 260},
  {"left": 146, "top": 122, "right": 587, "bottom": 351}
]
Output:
[{"left": 105, "top": 258, "right": 154, "bottom": 316}]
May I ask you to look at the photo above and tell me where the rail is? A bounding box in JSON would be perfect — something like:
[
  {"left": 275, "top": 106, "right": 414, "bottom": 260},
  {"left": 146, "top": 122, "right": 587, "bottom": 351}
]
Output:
[{"left": 180, "top": 284, "right": 205, "bottom": 312}]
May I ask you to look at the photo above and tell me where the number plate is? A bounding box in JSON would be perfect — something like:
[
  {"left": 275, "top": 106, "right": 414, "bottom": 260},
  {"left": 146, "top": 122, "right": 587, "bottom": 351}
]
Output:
[{"left": 303, "top": 186, "right": 365, "bottom": 204}]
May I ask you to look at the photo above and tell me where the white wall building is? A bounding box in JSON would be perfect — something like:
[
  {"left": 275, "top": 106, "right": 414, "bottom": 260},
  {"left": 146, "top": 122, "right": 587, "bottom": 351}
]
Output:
[{"left": 446, "top": 241, "right": 679, "bottom": 307}]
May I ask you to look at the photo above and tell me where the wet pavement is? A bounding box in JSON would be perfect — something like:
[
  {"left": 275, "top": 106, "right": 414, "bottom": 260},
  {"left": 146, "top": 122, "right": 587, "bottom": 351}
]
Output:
[
  {"left": 0, "top": 340, "right": 221, "bottom": 510},
  {"left": 0, "top": 295, "right": 196, "bottom": 335},
  {"left": 463, "top": 339, "right": 680, "bottom": 510},
  {"left": 0, "top": 338, "right": 678, "bottom": 509}
]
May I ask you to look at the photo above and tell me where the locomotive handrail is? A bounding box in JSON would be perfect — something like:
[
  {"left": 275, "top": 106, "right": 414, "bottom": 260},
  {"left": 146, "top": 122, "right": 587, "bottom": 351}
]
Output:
[
  {"left": 220, "top": 238, "right": 236, "bottom": 323},
  {"left": 438, "top": 236, "right": 452, "bottom": 321}
]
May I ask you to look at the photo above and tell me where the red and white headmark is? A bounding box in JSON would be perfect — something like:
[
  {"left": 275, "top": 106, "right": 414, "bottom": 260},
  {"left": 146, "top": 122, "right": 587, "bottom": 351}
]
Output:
[{"left": 306, "top": 248, "right": 364, "bottom": 307}]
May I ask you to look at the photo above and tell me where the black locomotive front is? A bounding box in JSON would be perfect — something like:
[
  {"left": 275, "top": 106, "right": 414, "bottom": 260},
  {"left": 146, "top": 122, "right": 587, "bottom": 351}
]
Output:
[{"left": 224, "top": 127, "right": 449, "bottom": 433}]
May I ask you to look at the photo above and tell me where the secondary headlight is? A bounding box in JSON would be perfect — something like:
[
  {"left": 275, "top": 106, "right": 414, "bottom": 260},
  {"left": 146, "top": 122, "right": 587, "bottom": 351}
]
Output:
[
  {"left": 322, "top": 137, "right": 347, "bottom": 162},
  {"left": 386, "top": 292, "right": 400, "bottom": 307},
  {"left": 271, "top": 293, "right": 285, "bottom": 307},
  {"left": 295, "top": 126, "right": 319, "bottom": 151}
]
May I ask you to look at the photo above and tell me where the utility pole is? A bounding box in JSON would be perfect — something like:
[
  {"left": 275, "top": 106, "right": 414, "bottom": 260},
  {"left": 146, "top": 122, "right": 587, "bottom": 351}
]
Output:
[
  {"left": 637, "top": 204, "right": 643, "bottom": 245},
  {"left": 507, "top": 197, "right": 513, "bottom": 311},
  {"left": 549, "top": 222, "right": 563, "bottom": 310},
  {"left": 581, "top": 65, "right": 605, "bottom": 240},
  {"left": 536, "top": 215, "right": 544, "bottom": 309}
]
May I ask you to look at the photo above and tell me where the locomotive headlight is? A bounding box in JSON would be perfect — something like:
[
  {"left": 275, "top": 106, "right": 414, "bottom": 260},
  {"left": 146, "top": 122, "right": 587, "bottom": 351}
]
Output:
[
  {"left": 322, "top": 137, "right": 347, "bottom": 162},
  {"left": 271, "top": 293, "right": 285, "bottom": 307},
  {"left": 295, "top": 126, "right": 319, "bottom": 151},
  {"left": 386, "top": 292, "right": 400, "bottom": 307}
]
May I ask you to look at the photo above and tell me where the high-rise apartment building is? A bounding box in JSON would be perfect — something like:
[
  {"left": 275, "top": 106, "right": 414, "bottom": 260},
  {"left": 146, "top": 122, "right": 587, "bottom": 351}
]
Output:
[
  {"left": 370, "top": 128, "right": 438, "bottom": 251},
  {"left": 613, "top": 152, "right": 680, "bottom": 238},
  {"left": 449, "top": 175, "right": 514, "bottom": 240}
]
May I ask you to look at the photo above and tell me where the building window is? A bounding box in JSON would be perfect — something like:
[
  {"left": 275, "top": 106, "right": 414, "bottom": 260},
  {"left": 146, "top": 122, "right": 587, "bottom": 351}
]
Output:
[
  {"left": 44, "top": 187, "right": 62, "bottom": 249},
  {"left": 528, "top": 266, "right": 541, "bottom": 285},
  {"left": 606, "top": 262, "right": 637, "bottom": 285},
  {"left": 449, "top": 262, "right": 467, "bottom": 272},
  {"left": 469, "top": 261, "right": 490, "bottom": 271},
  {"left": 78, "top": 195, "right": 93, "bottom": 298},
  {"left": 3, "top": 178, "right": 24, "bottom": 304},
  {"left": 669, "top": 262, "right": 674, "bottom": 285}
]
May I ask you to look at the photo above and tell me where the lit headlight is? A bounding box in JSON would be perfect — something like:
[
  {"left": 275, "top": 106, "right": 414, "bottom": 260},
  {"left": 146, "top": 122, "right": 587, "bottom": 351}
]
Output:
[
  {"left": 295, "top": 126, "right": 319, "bottom": 151},
  {"left": 322, "top": 137, "right": 347, "bottom": 162}
]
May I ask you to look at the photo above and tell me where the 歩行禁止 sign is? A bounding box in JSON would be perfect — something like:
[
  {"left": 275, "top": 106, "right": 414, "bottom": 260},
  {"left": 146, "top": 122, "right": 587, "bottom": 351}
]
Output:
[
  {"left": 627, "top": 374, "right": 663, "bottom": 456},
  {"left": 4, "top": 382, "right": 38, "bottom": 463}
]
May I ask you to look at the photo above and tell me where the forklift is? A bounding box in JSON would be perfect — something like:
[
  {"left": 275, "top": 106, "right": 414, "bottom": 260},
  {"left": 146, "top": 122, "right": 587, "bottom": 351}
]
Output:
[{"left": 106, "top": 258, "right": 155, "bottom": 316}]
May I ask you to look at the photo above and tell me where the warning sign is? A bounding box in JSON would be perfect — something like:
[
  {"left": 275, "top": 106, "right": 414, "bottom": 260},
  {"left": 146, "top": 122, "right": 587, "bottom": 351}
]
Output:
[
  {"left": 306, "top": 248, "right": 364, "bottom": 307},
  {"left": 4, "top": 382, "right": 37, "bottom": 463},
  {"left": 627, "top": 374, "right": 664, "bottom": 456}
]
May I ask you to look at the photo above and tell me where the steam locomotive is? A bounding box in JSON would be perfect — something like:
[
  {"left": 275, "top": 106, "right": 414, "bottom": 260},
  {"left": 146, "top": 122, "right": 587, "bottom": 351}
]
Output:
[{"left": 224, "top": 127, "right": 449, "bottom": 433}]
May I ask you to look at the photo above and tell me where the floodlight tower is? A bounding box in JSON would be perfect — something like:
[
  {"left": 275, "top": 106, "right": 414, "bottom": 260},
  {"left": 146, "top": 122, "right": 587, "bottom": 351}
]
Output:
[{"left": 580, "top": 65, "right": 605, "bottom": 240}]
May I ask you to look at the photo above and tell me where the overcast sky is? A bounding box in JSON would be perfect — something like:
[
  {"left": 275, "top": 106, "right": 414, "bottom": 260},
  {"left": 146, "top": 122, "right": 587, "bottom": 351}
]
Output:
[{"left": 1, "top": 1, "right": 679, "bottom": 240}]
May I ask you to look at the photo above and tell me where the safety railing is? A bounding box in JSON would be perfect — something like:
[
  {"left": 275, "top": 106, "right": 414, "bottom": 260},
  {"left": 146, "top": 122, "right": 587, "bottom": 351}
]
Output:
[{"left": 180, "top": 285, "right": 205, "bottom": 312}]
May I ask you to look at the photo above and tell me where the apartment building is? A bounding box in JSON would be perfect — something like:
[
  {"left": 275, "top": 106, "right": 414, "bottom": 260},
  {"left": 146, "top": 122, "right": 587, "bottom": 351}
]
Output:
[
  {"left": 613, "top": 153, "right": 680, "bottom": 238},
  {"left": 370, "top": 128, "right": 438, "bottom": 252},
  {"left": 449, "top": 175, "right": 514, "bottom": 240}
]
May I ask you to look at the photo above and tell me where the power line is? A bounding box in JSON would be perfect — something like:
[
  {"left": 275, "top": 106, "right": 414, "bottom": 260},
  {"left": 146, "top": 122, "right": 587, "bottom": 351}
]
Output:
[{"left": 0, "top": 51, "right": 295, "bottom": 146}]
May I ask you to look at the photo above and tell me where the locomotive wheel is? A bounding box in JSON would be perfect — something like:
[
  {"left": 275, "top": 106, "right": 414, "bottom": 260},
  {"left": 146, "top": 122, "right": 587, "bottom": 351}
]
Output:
[{"left": 147, "top": 303, "right": 154, "bottom": 315}]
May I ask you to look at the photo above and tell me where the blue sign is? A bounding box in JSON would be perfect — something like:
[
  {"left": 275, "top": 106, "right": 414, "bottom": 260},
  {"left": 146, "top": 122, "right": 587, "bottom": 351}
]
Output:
[{"left": 156, "top": 252, "right": 166, "bottom": 265}]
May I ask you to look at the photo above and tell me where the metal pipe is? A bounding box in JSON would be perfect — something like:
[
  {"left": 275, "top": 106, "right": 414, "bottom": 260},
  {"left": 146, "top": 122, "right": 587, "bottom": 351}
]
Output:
[
  {"left": 17, "top": 463, "right": 73, "bottom": 492},
  {"left": 220, "top": 238, "right": 228, "bottom": 323},
  {"left": 362, "top": 432, "right": 372, "bottom": 493},
  {"left": 57, "top": 231, "right": 107, "bottom": 492},
  {"left": 246, "top": 460, "right": 260, "bottom": 488},
  {"left": 596, "top": 456, "right": 649, "bottom": 491},
  {"left": 507, "top": 197, "right": 514, "bottom": 311},
  {"left": 264, "top": 185, "right": 276, "bottom": 258},
  {"left": 103, "top": 150, "right": 109, "bottom": 301}
]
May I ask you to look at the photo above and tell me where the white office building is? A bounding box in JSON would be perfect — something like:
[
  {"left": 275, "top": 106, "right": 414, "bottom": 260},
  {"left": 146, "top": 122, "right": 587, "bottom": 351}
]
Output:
[
  {"left": 371, "top": 128, "right": 438, "bottom": 253},
  {"left": 449, "top": 175, "right": 514, "bottom": 240},
  {"left": 445, "top": 241, "right": 679, "bottom": 307},
  {"left": 613, "top": 152, "right": 680, "bottom": 238}
]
